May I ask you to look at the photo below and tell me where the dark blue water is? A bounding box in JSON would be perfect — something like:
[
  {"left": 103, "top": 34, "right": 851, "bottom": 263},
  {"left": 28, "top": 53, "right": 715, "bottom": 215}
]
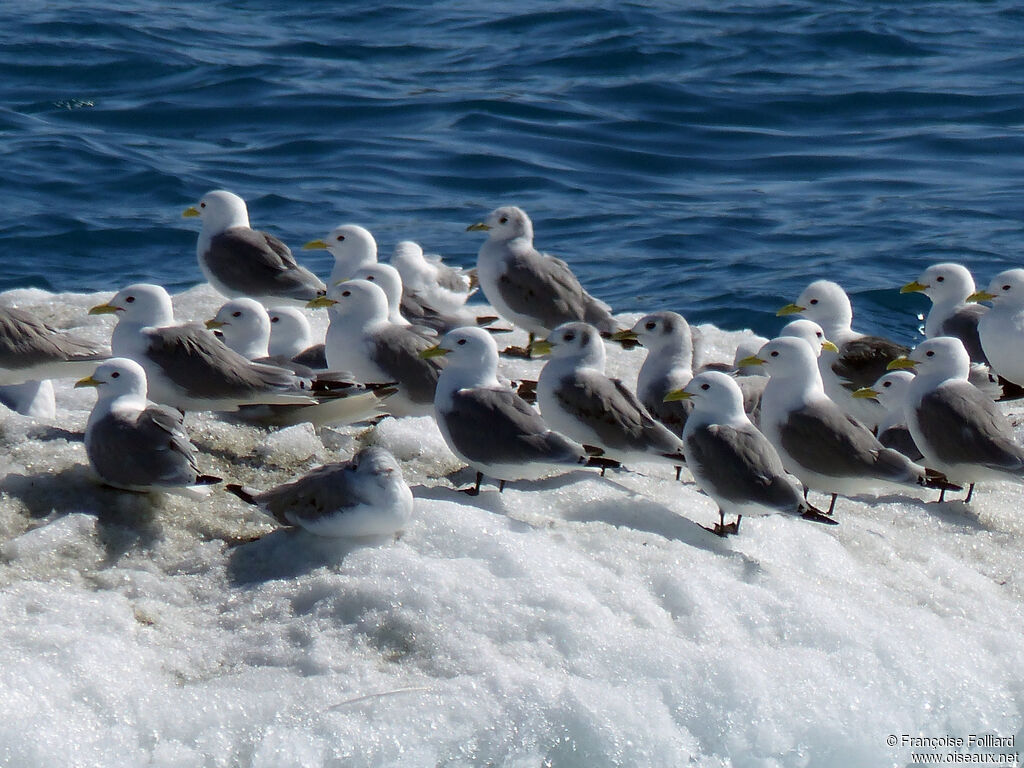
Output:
[{"left": 3, "top": 1, "right": 1024, "bottom": 343}]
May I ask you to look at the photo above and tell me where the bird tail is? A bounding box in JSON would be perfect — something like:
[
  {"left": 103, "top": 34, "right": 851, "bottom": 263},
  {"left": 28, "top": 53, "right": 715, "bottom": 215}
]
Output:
[
  {"left": 918, "top": 469, "right": 962, "bottom": 492},
  {"left": 799, "top": 503, "right": 839, "bottom": 525},
  {"left": 225, "top": 483, "right": 259, "bottom": 505}
]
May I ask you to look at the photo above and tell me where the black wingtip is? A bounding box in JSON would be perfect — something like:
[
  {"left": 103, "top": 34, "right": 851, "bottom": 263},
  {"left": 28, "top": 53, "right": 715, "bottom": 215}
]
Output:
[
  {"left": 799, "top": 504, "right": 839, "bottom": 525},
  {"left": 660, "top": 452, "right": 687, "bottom": 464},
  {"left": 196, "top": 474, "right": 222, "bottom": 486},
  {"left": 225, "top": 483, "right": 257, "bottom": 505},
  {"left": 920, "top": 469, "right": 962, "bottom": 492}
]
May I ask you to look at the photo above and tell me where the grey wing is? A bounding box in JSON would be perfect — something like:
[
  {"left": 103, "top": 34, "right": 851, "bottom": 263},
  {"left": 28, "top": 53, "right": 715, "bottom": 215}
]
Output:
[
  {"left": 367, "top": 326, "right": 442, "bottom": 405},
  {"left": 779, "top": 400, "right": 917, "bottom": 481},
  {"left": 917, "top": 383, "right": 1024, "bottom": 471},
  {"left": 257, "top": 463, "right": 363, "bottom": 524},
  {"left": 399, "top": 292, "right": 451, "bottom": 333},
  {"left": 205, "top": 227, "right": 326, "bottom": 300},
  {"left": 832, "top": 336, "right": 910, "bottom": 391},
  {"left": 0, "top": 307, "right": 105, "bottom": 368},
  {"left": 145, "top": 325, "right": 304, "bottom": 399},
  {"left": 878, "top": 424, "right": 924, "bottom": 462},
  {"left": 642, "top": 389, "right": 692, "bottom": 435},
  {"left": 292, "top": 343, "right": 328, "bottom": 370},
  {"left": 687, "top": 424, "right": 803, "bottom": 511},
  {"left": 557, "top": 372, "right": 683, "bottom": 455},
  {"left": 434, "top": 262, "right": 472, "bottom": 293},
  {"left": 939, "top": 305, "right": 987, "bottom": 363},
  {"left": 445, "top": 388, "right": 583, "bottom": 466},
  {"left": 500, "top": 249, "right": 613, "bottom": 333},
  {"left": 87, "top": 408, "right": 199, "bottom": 487}
]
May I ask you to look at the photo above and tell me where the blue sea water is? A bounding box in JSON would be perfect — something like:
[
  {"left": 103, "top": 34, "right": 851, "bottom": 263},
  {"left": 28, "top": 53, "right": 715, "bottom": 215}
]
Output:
[{"left": 3, "top": 0, "right": 1024, "bottom": 343}]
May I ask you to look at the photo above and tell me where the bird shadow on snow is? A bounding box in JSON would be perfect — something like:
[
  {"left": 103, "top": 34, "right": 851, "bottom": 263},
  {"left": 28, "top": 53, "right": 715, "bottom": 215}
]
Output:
[
  {"left": 853, "top": 491, "right": 992, "bottom": 533},
  {"left": 1, "top": 466, "right": 165, "bottom": 563},
  {"left": 226, "top": 527, "right": 391, "bottom": 586}
]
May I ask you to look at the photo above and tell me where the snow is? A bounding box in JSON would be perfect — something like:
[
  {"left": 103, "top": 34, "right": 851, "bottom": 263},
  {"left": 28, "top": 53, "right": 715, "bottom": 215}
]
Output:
[{"left": 1, "top": 285, "right": 1023, "bottom": 767}]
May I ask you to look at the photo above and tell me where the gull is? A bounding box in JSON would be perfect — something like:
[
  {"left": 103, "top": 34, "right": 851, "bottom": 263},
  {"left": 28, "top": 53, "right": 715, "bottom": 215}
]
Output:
[
  {"left": 851, "top": 371, "right": 924, "bottom": 462},
  {"left": 889, "top": 336, "right": 1024, "bottom": 503},
  {"left": 182, "top": 190, "right": 325, "bottom": 304},
  {"left": 971, "top": 269, "right": 1024, "bottom": 388},
  {"left": 75, "top": 358, "right": 221, "bottom": 496},
  {"left": 309, "top": 280, "right": 442, "bottom": 417},
  {"left": 421, "top": 326, "right": 613, "bottom": 495},
  {"left": 390, "top": 240, "right": 476, "bottom": 316},
  {"left": 746, "top": 336, "right": 956, "bottom": 514},
  {"left": 0, "top": 305, "right": 106, "bottom": 385},
  {"left": 535, "top": 322, "right": 687, "bottom": 468},
  {"left": 227, "top": 446, "right": 413, "bottom": 537},
  {"left": 267, "top": 306, "right": 327, "bottom": 370},
  {"left": 467, "top": 206, "right": 616, "bottom": 356},
  {"left": 89, "top": 284, "right": 323, "bottom": 412},
  {"left": 901, "top": 263, "right": 988, "bottom": 363},
  {"left": 303, "top": 224, "right": 379, "bottom": 286},
  {"left": 778, "top": 279, "right": 904, "bottom": 427},
  {"left": 664, "top": 371, "right": 836, "bottom": 536},
  {"left": 0, "top": 381, "right": 56, "bottom": 419}
]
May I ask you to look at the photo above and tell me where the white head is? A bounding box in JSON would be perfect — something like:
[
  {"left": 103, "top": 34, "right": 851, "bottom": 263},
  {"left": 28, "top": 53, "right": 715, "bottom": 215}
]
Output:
[
  {"left": 629, "top": 311, "right": 693, "bottom": 357},
  {"left": 90, "top": 283, "right": 175, "bottom": 327},
  {"left": 904, "top": 263, "right": 976, "bottom": 304},
  {"left": 778, "top": 319, "right": 829, "bottom": 357},
  {"left": 747, "top": 336, "right": 823, "bottom": 385},
  {"left": 469, "top": 206, "right": 534, "bottom": 243},
  {"left": 781, "top": 280, "right": 853, "bottom": 333},
  {"left": 428, "top": 326, "right": 499, "bottom": 376},
  {"left": 319, "top": 279, "right": 390, "bottom": 327},
  {"left": 980, "top": 268, "right": 1024, "bottom": 306},
  {"left": 733, "top": 337, "right": 769, "bottom": 376},
  {"left": 76, "top": 357, "right": 149, "bottom": 404},
  {"left": 184, "top": 189, "right": 250, "bottom": 232},
  {"left": 866, "top": 370, "right": 915, "bottom": 412},
  {"left": 904, "top": 336, "right": 972, "bottom": 383},
  {"left": 208, "top": 298, "right": 270, "bottom": 359},
  {"left": 307, "top": 224, "right": 378, "bottom": 270},
  {"left": 680, "top": 370, "right": 746, "bottom": 419},
  {"left": 267, "top": 306, "right": 313, "bottom": 358},
  {"left": 352, "top": 264, "right": 406, "bottom": 323},
  {"left": 538, "top": 322, "right": 606, "bottom": 370},
  {"left": 391, "top": 241, "right": 425, "bottom": 268},
  {"left": 350, "top": 446, "right": 404, "bottom": 486}
]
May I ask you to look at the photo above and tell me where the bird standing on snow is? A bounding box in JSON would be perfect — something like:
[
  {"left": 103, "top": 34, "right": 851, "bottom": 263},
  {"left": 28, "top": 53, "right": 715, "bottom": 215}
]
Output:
[
  {"left": 467, "top": 206, "right": 616, "bottom": 357},
  {"left": 76, "top": 358, "right": 220, "bottom": 496},
  {"left": 227, "top": 446, "right": 412, "bottom": 537},
  {"left": 664, "top": 371, "right": 836, "bottom": 536},
  {"left": 182, "top": 190, "right": 325, "bottom": 304}
]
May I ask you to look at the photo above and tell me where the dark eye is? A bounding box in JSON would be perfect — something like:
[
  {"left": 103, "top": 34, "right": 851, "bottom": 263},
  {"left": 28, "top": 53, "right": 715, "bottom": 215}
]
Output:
[
  {"left": 111, "top": 371, "right": 120, "bottom": 378},
  {"left": 271, "top": 317, "right": 279, "bottom": 323},
  {"left": 809, "top": 299, "right": 818, "bottom": 305},
  {"left": 200, "top": 202, "right": 206, "bottom": 208},
  {"left": 926, "top": 350, "right": 934, "bottom": 357},
  {"left": 499, "top": 217, "right": 508, "bottom": 225},
  {"left": 564, "top": 332, "right": 575, "bottom": 342},
  {"left": 645, "top": 321, "right": 656, "bottom": 330},
  {"left": 1003, "top": 285, "right": 1011, "bottom": 291},
  {"left": 336, "top": 235, "right": 345, "bottom": 242},
  {"left": 457, "top": 339, "right": 466, "bottom": 345},
  {"left": 700, "top": 383, "right": 710, "bottom": 391},
  {"left": 883, "top": 381, "right": 891, "bottom": 387},
  {"left": 125, "top": 296, "right": 135, "bottom": 303},
  {"left": 232, "top": 311, "right": 241, "bottom": 318},
  {"left": 816, "top": 332, "right": 822, "bottom": 338},
  {"left": 341, "top": 290, "right": 351, "bottom": 297},
  {"left": 936, "top": 276, "right": 944, "bottom": 282},
  {"left": 366, "top": 275, "right": 375, "bottom": 281},
  {"left": 770, "top": 350, "right": 779, "bottom": 357}
]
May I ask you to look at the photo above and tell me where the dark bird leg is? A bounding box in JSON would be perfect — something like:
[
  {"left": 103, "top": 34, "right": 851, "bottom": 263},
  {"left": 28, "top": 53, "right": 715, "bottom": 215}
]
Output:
[
  {"left": 703, "top": 509, "right": 741, "bottom": 537},
  {"left": 675, "top": 465, "right": 682, "bottom": 482},
  {"left": 499, "top": 479, "right": 506, "bottom": 493},
  {"left": 964, "top": 483, "right": 975, "bottom": 503},
  {"left": 803, "top": 485, "right": 809, "bottom": 500},
  {"left": 938, "top": 487, "right": 946, "bottom": 503},
  {"left": 461, "top": 471, "right": 483, "bottom": 496},
  {"left": 826, "top": 493, "right": 837, "bottom": 516}
]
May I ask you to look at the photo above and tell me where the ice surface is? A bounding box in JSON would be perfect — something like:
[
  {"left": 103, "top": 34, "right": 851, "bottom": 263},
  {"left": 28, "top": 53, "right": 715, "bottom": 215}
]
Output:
[{"left": 1, "top": 287, "right": 1023, "bottom": 767}]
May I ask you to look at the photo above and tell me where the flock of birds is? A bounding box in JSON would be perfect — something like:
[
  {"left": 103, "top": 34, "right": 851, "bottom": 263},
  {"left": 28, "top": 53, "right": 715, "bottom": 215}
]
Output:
[{"left": 4, "top": 189, "right": 1024, "bottom": 538}]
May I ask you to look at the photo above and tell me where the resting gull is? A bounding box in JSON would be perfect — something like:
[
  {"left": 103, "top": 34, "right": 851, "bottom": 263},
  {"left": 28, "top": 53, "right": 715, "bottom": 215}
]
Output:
[
  {"left": 182, "top": 190, "right": 325, "bottom": 304},
  {"left": 267, "top": 306, "right": 327, "bottom": 370},
  {"left": 851, "top": 370, "right": 924, "bottom": 462},
  {"left": 390, "top": 240, "right": 476, "bottom": 316},
  {"left": 901, "top": 263, "right": 988, "bottom": 363},
  {"left": 0, "top": 305, "right": 106, "bottom": 385},
  {"left": 75, "top": 358, "right": 220, "bottom": 496},
  {"left": 664, "top": 371, "right": 836, "bottom": 536},
  {"left": 227, "top": 446, "right": 413, "bottom": 537},
  {"left": 303, "top": 224, "right": 379, "bottom": 286},
  {"left": 971, "top": 268, "right": 1024, "bottom": 388}
]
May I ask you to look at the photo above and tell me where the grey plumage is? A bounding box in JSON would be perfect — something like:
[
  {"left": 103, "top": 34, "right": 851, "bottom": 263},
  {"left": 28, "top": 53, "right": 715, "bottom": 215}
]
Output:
[
  {"left": 878, "top": 424, "right": 924, "bottom": 463},
  {"left": 364, "top": 325, "right": 441, "bottom": 406},
  {"left": 0, "top": 306, "right": 106, "bottom": 382},
  {"left": 938, "top": 305, "right": 988, "bottom": 364},
  {"left": 204, "top": 227, "right": 326, "bottom": 302},
  {"left": 830, "top": 336, "right": 910, "bottom": 391}
]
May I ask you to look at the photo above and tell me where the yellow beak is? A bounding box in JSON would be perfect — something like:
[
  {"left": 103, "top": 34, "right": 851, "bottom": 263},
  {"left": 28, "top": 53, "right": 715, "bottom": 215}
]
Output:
[
  {"left": 529, "top": 339, "right": 553, "bottom": 356},
  {"left": 303, "top": 239, "right": 328, "bottom": 250},
  {"left": 306, "top": 296, "right": 337, "bottom": 309},
  {"left": 466, "top": 222, "right": 491, "bottom": 232},
  {"left": 821, "top": 340, "right": 840, "bottom": 353},
  {"left": 900, "top": 280, "right": 928, "bottom": 294},
  {"left": 610, "top": 328, "right": 639, "bottom": 342},
  {"left": 737, "top": 355, "right": 765, "bottom": 368},
  {"left": 886, "top": 357, "right": 917, "bottom": 370},
  {"left": 74, "top": 375, "right": 100, "bottom": 389},
  {"left": 966, "top": 290, "right": 996, "bottom": 303},
  {"left": 776, "top": 303, "right": 805, "bottom": 317},
  {"left": 205, "top": 319, "right": 226, "bottom": 330},
  {"left": 88, "top": 302, "right": 122, "bottom": 315},
  {"left": 419, "top": 345, "right": 450, "bottom": 360},
  {"left": 851, "top": 387, "right": 879, "bottom": 400},
  {"left": 663, "top": 388, "right": 693, "bottom": 402},
  {"left": 182, "top": 206, "right": 200, "bottom": 218}
]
